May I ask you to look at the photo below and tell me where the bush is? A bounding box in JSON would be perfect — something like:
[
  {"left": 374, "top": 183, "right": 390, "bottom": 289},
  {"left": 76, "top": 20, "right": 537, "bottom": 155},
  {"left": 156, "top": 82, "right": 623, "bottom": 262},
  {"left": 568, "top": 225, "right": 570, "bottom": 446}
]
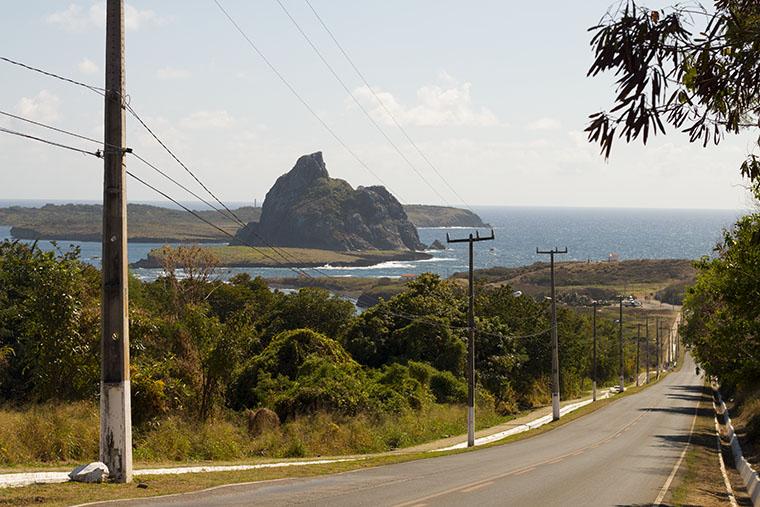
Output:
[{"left": 429, "top": 371, "right": 467, "bottom": 404}]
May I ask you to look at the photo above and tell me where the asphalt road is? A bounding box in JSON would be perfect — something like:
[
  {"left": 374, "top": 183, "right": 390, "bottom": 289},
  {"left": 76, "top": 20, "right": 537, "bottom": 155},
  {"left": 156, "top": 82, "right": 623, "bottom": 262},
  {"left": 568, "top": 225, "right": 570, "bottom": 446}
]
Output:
[{"left": 107, "top": 355, "right": 702, "bottom": 507}]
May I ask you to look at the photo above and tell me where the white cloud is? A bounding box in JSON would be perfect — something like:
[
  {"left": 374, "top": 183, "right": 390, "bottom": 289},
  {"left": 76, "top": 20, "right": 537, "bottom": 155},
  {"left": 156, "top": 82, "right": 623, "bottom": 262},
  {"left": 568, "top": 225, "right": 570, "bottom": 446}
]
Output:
[
  {"left": 156, "top": 67, "right": 191, "bottom": 80},
  {"left": 351, "top": 77, "right": 500, "bottom": 127},
  {"left": 46, "top": 2, "right": 163, "bottom": 32},
  {"left": 78, "top": 58, "right": 99, "bottom": 75},
  {"left": 179, "top": 110, "right": 235, "bottom": 130},
  {"left": 15, "top": 90, "right": 61, "bottom": 123},
  {"left": 527, "top": 117, "right": 562, "bottom": 131}
]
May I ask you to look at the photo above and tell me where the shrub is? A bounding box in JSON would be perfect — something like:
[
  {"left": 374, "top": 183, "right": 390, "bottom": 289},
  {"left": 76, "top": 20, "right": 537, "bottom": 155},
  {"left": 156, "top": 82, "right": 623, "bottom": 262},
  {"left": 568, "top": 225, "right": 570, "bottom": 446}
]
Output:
[{"left": 429, "top": 371, "right": 467, "bottom": 404}]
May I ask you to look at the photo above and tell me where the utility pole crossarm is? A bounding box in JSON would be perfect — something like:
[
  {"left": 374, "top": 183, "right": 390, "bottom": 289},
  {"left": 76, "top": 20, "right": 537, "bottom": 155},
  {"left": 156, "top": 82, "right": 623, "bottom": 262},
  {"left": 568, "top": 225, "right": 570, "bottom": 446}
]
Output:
[{"left": 447, "top": 229, "right": 495, "bottom": 243}]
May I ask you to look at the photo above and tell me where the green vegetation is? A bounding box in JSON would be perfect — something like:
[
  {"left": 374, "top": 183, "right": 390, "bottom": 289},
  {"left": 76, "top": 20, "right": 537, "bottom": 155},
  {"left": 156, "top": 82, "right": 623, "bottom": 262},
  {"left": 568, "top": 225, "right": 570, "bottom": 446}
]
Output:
[
  {"left": 452, "top": 259, "right": 695, "bottom": 303},
  {"left": 587, "top": 1, "right": 760, "bottom": 183},
  {"left": 0, "top": 242, "right": 675, "bottom": 468},
  {"left": 0, "top": 203, "right": 261, "bottom": 242},
  {"left": 403, "top": 204, "right": 489, "bottom": 228},
  {"left": 132, "top": 245, "right": 431, "bottom": 269}
]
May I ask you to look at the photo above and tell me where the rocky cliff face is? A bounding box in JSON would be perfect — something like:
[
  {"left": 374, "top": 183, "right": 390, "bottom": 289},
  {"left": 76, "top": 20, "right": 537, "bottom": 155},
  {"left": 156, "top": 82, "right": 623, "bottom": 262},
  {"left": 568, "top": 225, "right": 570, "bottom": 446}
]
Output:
[{"left": 232, "top": 152, "right": 425, "bottom": 251}]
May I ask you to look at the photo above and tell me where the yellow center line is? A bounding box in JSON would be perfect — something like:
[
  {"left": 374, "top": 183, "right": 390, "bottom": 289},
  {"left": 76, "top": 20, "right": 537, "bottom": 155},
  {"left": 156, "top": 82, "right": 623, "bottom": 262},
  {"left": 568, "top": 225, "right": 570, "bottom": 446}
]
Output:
[
  {"left": 393, "top": 410, "right": 649, "bottom": 507},
  {"left": 461, "top": 481, "right": 494, "bottom": 493}
]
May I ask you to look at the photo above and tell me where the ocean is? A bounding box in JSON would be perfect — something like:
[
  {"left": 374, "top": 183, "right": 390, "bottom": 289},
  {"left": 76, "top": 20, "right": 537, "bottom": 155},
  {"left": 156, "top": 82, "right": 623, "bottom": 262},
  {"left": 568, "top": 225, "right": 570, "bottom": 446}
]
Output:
[{"left": 0, "top": 204, "right": 743, "bottom": 281}]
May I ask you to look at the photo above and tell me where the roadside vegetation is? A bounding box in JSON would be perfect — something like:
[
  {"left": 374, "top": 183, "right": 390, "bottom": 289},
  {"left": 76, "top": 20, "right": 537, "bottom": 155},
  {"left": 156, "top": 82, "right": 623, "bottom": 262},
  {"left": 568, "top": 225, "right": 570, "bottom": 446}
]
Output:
[
  {"left": 681, "top": 184, "right": 760, "bottom": 465},
  {"left": 0, "top": 241, "right": 673, "bottom": 468}
]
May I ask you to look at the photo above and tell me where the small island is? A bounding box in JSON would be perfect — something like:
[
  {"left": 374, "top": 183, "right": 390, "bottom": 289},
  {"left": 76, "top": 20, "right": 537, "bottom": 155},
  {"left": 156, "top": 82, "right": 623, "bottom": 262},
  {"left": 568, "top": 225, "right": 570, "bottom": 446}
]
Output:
[
  {"left": 403, "top": 205, "right": 490, "bottom": 228},
  {"left": 131, "top": 245, "right": 431, "bottom": 269}
]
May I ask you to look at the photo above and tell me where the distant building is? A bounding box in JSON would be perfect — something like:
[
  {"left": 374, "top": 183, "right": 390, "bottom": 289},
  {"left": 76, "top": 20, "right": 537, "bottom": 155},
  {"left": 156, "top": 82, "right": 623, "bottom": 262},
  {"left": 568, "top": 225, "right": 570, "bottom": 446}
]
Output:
[{"left": 608, "top": 252, "right": 620, "bottom": 262}]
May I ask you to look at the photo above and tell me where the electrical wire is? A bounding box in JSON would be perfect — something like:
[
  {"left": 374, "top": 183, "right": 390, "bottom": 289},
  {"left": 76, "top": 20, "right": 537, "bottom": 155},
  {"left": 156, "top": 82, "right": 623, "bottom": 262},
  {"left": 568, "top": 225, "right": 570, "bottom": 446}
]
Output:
[
  {"left": 212, "top": 0, "right": 407, "bottom": 203},
  {"left": 0, "top": 55, "right": 339, "bottom": 276},
  {"left": 0, "top": 56, "right": 106, "bottom": 96},
  {"left": 273, "top": 0, "right": 452, "bottom": 207},
  {"left": 0, "top": 120, "right": 549, "bottom": 331},
  {"left": 302, "top": 0, "right": 477, "bottom": 214},
  {"left": 0, "top": 126, "right": 102, "bottom": 158},
  {"left": 0, "top": 118, "right": 320, "bottom": 278}
]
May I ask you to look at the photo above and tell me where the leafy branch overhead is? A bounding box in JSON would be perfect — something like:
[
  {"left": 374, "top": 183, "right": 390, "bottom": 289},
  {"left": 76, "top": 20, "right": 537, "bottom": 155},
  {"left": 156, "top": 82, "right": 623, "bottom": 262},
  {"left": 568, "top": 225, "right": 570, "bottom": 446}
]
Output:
[{"left": 587, "top": 0, "right": 760, "bottom": 181}]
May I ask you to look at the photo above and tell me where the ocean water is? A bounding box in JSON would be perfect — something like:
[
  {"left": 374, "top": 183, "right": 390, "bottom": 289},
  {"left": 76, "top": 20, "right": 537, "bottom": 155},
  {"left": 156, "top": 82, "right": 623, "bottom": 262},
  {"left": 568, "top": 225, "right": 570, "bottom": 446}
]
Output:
[{"left": 0, "top": 205, "right": 743, "bottom": 281}]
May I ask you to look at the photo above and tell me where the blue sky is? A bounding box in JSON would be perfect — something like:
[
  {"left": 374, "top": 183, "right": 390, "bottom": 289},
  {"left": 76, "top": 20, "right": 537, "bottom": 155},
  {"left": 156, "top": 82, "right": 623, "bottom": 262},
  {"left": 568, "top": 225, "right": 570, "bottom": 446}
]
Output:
[{"left": 0, "top": 1, "right": 754, "bottom": 209}]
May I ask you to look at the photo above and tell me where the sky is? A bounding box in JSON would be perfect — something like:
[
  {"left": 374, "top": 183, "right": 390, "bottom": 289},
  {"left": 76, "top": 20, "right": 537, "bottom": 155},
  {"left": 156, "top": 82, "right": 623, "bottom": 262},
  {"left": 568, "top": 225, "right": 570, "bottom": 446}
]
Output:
[{"left": 0, "top": 0, "right": 755, "bottom": 210}]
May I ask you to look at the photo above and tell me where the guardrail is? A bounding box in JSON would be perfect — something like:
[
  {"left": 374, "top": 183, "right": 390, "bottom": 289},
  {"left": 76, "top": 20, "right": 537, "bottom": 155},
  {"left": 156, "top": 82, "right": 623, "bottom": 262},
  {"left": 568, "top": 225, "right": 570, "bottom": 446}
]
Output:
[{"left": 713, "top": 385, "right": 760, "bottom": 506}]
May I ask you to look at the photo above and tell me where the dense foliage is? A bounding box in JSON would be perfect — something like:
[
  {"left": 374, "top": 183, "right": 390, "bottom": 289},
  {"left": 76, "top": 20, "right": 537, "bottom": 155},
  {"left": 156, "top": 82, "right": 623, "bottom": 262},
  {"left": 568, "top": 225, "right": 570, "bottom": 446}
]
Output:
[
  {"left": 682, "top": 199, "right": 760, "bottom": 389},
  {"left": 0, "top": 242, "right": 640, "bottom": 432},
  {"left": 587, "top": 0, "right": 760, "bottom": 182}
]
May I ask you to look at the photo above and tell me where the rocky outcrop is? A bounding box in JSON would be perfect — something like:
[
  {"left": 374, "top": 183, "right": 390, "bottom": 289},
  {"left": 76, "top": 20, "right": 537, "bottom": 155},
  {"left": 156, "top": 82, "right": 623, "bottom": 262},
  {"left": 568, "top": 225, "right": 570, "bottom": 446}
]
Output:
[
  {"left": 429, "top": 239, "right": 446, "bottom": 250},
  {"left": 233, "top": 152, "right": 425, "bottom": 251}
]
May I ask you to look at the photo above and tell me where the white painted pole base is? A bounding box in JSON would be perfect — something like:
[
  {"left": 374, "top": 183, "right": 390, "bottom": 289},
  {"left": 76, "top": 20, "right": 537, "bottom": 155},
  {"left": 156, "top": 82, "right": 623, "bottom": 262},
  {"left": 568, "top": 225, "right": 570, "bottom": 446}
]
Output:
[
  {"left": 467, "top": 405, "right": 475, "bottom": 447},
  {"left": 619, "top": 375, "right": 625, "bottom": 392},
  {"left": 100, "top": 381, "right": 133, "bottom": 483},
  {"left": 552, "top": 393, "right": 560, "bottom": 421},
  {"left": 592, "top": 381, "right": 597, "bottom": 402}
]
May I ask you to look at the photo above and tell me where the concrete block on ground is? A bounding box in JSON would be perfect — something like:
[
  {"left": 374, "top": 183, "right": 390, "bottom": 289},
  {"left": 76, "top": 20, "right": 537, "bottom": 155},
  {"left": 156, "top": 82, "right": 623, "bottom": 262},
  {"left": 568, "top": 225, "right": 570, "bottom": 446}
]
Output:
[{"left": 69, "top": 462, "right": 109, "bottom": 483}]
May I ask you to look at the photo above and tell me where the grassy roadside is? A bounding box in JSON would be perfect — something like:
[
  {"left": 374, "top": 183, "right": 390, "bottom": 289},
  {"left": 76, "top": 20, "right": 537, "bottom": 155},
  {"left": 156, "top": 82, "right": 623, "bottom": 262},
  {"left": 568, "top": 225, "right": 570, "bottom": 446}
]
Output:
[
  {"left": 668, "top": 383, "right": 752, "bottom": 506},
  {"left": 0, "top": 366, "right": 678, "bottom": 506}
]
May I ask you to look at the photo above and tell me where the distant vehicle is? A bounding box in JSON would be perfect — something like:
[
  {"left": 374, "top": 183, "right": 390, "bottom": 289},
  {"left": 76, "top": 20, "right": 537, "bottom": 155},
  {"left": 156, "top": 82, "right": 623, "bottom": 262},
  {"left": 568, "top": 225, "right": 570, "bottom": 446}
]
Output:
[
  {"left": 622, "top": 297, "right": 641, "bottom": 307},
  {"left": 512, "top": 290, "right": 523, "bottom": 297}
]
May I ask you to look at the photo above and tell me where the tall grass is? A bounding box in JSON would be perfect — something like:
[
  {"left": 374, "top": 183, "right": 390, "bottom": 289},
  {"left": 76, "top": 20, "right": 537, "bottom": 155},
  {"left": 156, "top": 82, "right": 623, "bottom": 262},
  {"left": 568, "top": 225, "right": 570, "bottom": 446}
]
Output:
[{"left": 0, "top": 401, "right": 508, "bottom": 467}]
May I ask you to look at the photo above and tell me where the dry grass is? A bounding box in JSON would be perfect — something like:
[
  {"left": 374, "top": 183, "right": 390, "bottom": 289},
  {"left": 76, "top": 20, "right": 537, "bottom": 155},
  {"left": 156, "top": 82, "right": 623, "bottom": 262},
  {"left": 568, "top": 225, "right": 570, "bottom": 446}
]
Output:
[{"left": 0, "top": 402, "right": 507, "bottom": 471}]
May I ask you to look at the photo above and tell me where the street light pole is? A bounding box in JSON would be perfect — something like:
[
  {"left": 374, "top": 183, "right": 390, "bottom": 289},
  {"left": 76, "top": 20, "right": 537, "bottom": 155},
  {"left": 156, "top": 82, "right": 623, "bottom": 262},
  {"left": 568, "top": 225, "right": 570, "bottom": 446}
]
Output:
[
  {"left": 592, "top": 300, "right": 598, "bottom": 402},
  {"left": 536, "top": 247, "right": 568, "bottom": 421}
]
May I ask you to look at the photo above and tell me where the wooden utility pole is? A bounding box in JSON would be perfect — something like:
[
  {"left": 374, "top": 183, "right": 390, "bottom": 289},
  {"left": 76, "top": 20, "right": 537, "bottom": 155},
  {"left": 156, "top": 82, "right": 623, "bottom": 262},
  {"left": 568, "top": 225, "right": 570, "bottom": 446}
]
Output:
[
  {"left": 635, "top": 322, "right": 641, "bottom": 387},
  {"left": 447, "top": 229, "right": 495, "bottom": 447},
  {"left": 592, "top": 301, "right": 598, "bottom": 402},
  {"left": 536, "top": 247, "right": 568, "bottom": 420},
  {"left": 101, "top": 0, "right": 132, "bottom": 483}
]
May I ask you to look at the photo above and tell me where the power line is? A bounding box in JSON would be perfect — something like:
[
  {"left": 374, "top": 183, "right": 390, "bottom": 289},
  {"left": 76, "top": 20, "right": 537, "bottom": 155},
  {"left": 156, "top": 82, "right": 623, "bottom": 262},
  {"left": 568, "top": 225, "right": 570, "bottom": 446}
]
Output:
[
  {"left": 0, "top": 56, "right": 106, "bottom": 96},
  {"left": 0, "top": 109, "right": 104, "bottom": 145},
  {"left": 0, "top": 120, "right": 319, "bottom": 278},
  {"left": 302, "top": 0, "right": 476, "bottom": 213},
  {"left": 273, "top": 0, "right": 451, "bottom": 206},
  {"left": 0, "top": 126, "right": 103, "bottom": 158},
  {"left": 212, "top": 0, "right": 407, "bottom": 203},
  {"left": 124, "top": 170, "right": 315, "bottom": 278},
  {"left": 0, "top": 54, "right": 397, "bottom": 275}
]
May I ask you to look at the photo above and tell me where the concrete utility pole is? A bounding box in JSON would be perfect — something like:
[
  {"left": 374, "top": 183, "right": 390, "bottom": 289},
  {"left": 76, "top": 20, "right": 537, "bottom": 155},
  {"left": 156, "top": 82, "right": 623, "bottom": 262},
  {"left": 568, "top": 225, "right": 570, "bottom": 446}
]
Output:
[
  {"left": 536, "top": 247, "right": 568, "bottom": 421},
  {"left": 635, "top": 322, "right": 641, "bottom": 387},
  {"left": 618, "top": 298, "right": 625, "bottom": 392},
  {"left": 592, "top": 301, "right": 598, "bottom": 402},
  {"left": 645, "top": 317, "right": 650, "bottom": 384},
  {"left": 656, "top": 318, "right": 661, "bottom": 380},
  {"left": 447, "top": 229, "right": 495, "bottom": 447},
  {"left": 101, "top": 0, "right": 132, "bottom": 483}
]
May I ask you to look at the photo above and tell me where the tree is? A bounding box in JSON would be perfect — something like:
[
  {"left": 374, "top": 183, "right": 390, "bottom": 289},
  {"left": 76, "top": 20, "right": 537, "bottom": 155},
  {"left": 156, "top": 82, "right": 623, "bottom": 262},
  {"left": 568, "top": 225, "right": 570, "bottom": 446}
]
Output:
[
  {"left": 682, "top": 201, "right": 760, "bottom": 388},
  {"left": 0, "top": 241, "right": 100, "bottom": 401},
  {"left": 587, "top": 0, "right": 760, "bottom": 182}
]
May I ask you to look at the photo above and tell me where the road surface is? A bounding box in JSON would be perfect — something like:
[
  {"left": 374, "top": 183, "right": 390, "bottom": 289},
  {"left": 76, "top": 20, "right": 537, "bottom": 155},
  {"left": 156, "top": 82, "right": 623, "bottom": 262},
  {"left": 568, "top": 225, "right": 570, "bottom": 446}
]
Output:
[{"left": 104, "top": 355, "right": 702, "bottom": 506}]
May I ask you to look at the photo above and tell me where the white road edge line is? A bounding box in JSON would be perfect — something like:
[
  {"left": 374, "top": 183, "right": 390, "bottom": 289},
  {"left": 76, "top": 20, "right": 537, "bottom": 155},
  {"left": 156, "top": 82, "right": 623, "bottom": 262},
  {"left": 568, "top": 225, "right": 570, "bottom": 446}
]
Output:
[
  {"left": 715, "top": 417, "right": 739, "bottom": 507},
  {"left": 652, "top": 394, "right": 699, "bottom": 506}
]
